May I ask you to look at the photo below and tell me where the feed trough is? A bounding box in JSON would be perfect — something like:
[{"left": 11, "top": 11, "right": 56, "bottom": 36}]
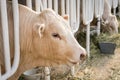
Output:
[
  {"left": 23, "top": 68, "right": 41, "bottom": 80},
  {"left": 99, "top": 42, "right": 116, "bottom": 54}
]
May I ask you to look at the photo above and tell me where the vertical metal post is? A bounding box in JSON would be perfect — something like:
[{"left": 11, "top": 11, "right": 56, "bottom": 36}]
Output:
[
  {"left": 66, "top": 0, "right": 70, "bottom": 23},
  {"left": 26, "top": 0, "right": 32, "bottom": 9},
  {"left": 48, "top": 0, "right": 52, "bottom": 8},
  {"left": 71, "top": 66, "right": 75, "bottom": 76},
  {"left": 0, "top": 0, "right": 1, "bottom": 77},
  {"left": 70, "top": 0, "right": 77, "bottom": 76},
  {"left": 35, "top": 0, "right": 41, "bottom": 12},
  {"left": 45, "top": 67, "right": 50, "bottom": 80},
  {"left": 0, "top": 66, "right": 1, "bottom": 77},
  {"left": 86, "top": 24, "right": 90, "bottom": 57},
  {"left": 54, "top": 0, "right": 58, "bottom": 13},
  {"left": 43, "top": 0, "right": 47, "bottom": 9},
  {"left": 119, "top": 0, "right": 120, "bottom": 17},
  {"left": 66, "top": 0, "right": 69, "bottom": 15},
  {"left": 113, "top": 8, "right": 116, "bottom": 15},
  {"left": 11, "top": 0, "right": 20, "bottom": 74},
  {"left": 0, "top": 0, "right": 11, "bottom": 73},
  {"left": 97, "top": 17, "right": 101, "bottom": 35},
  {"left": 61, "top": 0, "right": 65, "bottom": 15},
  {"left": 76, "top": 0, "right": 80, "bottom": 31},
  {"left": 119, "top": 7, "right": 120, "bottom": 17},
  {"left": 0, "top": 0, "right": 20, "bottom": 79},
  {"left": 70, "top": 0, "right": 77, "bottom": 33}
]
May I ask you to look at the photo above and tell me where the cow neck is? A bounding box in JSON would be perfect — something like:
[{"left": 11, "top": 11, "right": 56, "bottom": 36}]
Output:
[{"left": 19, "top": 5, "right": 37, "bottom": 53}]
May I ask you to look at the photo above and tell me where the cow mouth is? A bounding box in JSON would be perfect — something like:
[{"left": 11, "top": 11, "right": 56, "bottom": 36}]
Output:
[
  {"left": 69, "top": 61, "right": 78, "bottom": 65},
  {"left": 67, "top": 59, "right": 79, "bottom": 65},
  {"left": 66, "top": 56, "right": 87, "bottom": 66},
  {"left": 67, "top": 59, "right": 86, "bottom": 66}
]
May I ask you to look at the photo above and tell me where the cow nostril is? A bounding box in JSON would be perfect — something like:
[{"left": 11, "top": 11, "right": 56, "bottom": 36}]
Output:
[{"left": 80, "top": 53, "right": 86, "bottom": 61}]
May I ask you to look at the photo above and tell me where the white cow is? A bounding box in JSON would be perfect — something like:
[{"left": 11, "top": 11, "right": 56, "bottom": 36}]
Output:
[{"left": 0, "top": 2, "right": 87, "bottom": 80}]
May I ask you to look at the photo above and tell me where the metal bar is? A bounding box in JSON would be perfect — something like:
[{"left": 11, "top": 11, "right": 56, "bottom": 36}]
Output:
[
  {"left": 0, "top": 66, "right": 1, "bottom": 77},
  {"left": 43, "top": 0, "right": 47, "bottom": 9},
  {"left": 61, "top": 0, "right": 65, "bottom": 15},
  {"left": 54, "top": 0, "right": 58, "bottom": 13},
  {"left": 70, "top": 0, "right": 77, "bottom": 76},
  {"left": 66, "top": 0, "right": 70, "bottom": 23},
  {"left": 119, "top": 0, "right": 120, "bottom": 17},
  {"left": 26, "top": 0, "right": 32, "bottom": 9},
  {"left": 71, "top": 66, "right": 75, "bottom": 76},
  {"left": 35, "top": 0, "right": 41, "bottom": 12},
  {"left": 113, "top": 8, "right": 116, "bottom": 15},
  {"left": 1, "top": 0, "right": 20, "bottom": 79},
  {"left": 66, "top": 0, "right": 69, "bottom": 15},
  {"left": 70, "top": 0, "right": 77, "bottom": 33},
  {"left": 48, "top": 0, "right": 52, "bottom": 8},
  {"left": 86, "top": 24, "right": 90, "bottom": 57},
  {"left": 11, "top": 0, "right": 20, "bottom": 75},
  {"left": 97, "top": 17, "right": 101, "bottom": 35},
  {"left": 40, "top": 0, "right": 44, "bottom": 11},
  {"left": 76, "top": 0, "right": 80, "bottom": 32},
  {"left": 0, "top": 0, "right": 11, "bottom": 74},
  {"left": 0, "top": 0, "right": 1, "bottom": 77},
  {"left": 45, "top": 67, "right": 50, "bottom": 80}
]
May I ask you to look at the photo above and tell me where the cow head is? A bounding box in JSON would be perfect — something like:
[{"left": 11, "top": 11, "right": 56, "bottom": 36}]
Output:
[
  {"left": 32, "top": 9, "right": 87, "bottom": 66},
  {"left": 103, "top": 15, "right": 118, "bottom": 34},
  {"left": 108, "top": 15, "right": 118, "bottom": 33}
]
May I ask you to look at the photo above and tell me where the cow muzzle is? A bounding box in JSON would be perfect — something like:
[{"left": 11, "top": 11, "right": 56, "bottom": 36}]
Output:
[{"left": 79, "top": 51, "right": 87, "bottom": 63}]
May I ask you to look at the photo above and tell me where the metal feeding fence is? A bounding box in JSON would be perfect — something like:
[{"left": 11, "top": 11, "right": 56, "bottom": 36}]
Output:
[
  {"left": 108, "top": 0, "right": 119, "bottom": 15},
  {"left": 0, "top": 0, "right": 119, "bottom": 80}
]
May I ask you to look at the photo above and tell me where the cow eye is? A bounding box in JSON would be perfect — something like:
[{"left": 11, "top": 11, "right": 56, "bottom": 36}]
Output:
[{"left": 52, "top": 33, "right": 61, "bottom": 40}]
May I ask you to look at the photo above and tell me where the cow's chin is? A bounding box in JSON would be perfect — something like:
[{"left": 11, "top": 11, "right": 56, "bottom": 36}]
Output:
[
  {"left": 66, "top": 61, "right": 79, "bottom": 66},
  {"left": 66, "top": 58, "right": 86, "bottom": 66},
  {"left": 66, "top": 61, "right": 86, "bottom": 67},
  {"left": 65, "top": 59, "right": 79, "bottom": 66}
]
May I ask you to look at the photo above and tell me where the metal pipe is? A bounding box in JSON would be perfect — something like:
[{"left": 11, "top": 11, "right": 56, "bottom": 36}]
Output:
[
  {"left": 45, "top": 67, "right": 50, "bottom": 80},
  {"left": 48, "top": 0, "right": 52, "bottom": 8},
  {"left": 97, "top": 17, "right": 101, "bottom": 35},
  {"left": 113, "top": 8, "right": 116, "bottom": 15},
  {"left": 43, "top": 0, "right": 47, "bottom": 9},
  {"left": 119, "top": 0, "right": 120, "bottom": 17},
  {"left": 66, "top": 0, "right": 70, "bottom": 23},
  {"left": 0, "top": 0, "right": 11, "bottom": 74},
  {"left": 35, "top": 0, "right": 41, "bottom": 12},
  {"left": 0, "top": 1, "right": 1, "bottom": 77},
  {"left": 61, "top": 0, "right": 65, "bottom": 15},
  {"left": 70, "top": 0, "right": 77, "bottom": 76},
  {"left": 70, "top": 0, "right": 77, "bottom": 33},
  {"left": 0, "top": 66, "right": 1, "bottom": 77},
  {"left": 71, "top": 66, "right": 75, "bottom": 76},
  {"left": 54, "top": 0, "right": 58, "bottom": 13},
  {"left": 76, "top": 0, "right": 80, "bottom": 32},
  {"left": 1, "top": 0, "right": 20, "bottom": 79},
  {"left": 86, "top": 24, "right": 90, "bottom": 57},
  {"left": 66, "top": 0, "right": 69, "bottom": 15},
  {"left": 11, "top": 0, "right": 20, "bottom": 75},
  {"left": 26, "top": 0, "right": 32, "bottom": 9}
]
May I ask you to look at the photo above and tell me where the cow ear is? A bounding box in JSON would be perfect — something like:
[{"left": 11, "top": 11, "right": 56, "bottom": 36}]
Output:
[
  {"left": 63, "top": 15, "right": 69, "bottom": 21},
  {"left": 33, "top": 24, "right": 45, "bottom": 38}
]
